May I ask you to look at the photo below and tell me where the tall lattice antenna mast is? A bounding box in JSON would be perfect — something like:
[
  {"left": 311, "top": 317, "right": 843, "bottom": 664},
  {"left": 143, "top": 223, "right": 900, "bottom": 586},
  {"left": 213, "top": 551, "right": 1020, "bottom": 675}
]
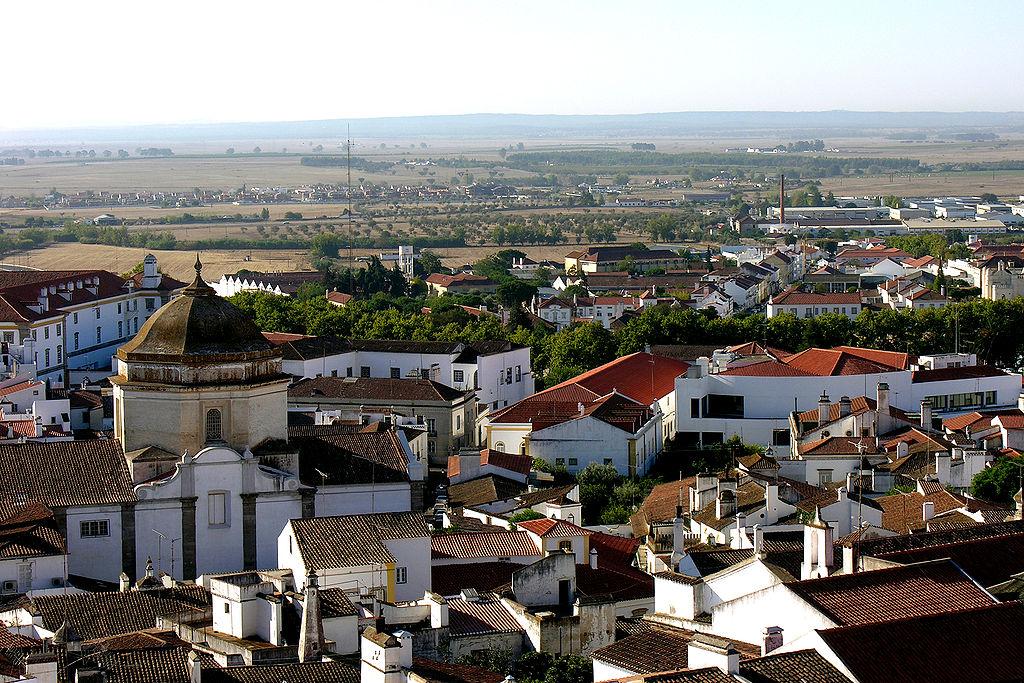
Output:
[{"left": 347, "top": 124, "right": 353, "bottom": 269}]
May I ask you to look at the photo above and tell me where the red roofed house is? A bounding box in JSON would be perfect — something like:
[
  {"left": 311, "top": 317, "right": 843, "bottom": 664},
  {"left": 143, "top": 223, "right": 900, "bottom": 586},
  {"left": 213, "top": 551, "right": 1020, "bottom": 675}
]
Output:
[
  {"left": 676, "top": 346, "right": 1021, "bottom": 462},
  {"left": 447, "top": 448, "right": 532, "bottom": 485},
  {"left": 767, "top": 286, "right": 863, "bottom": 320},
  {"left": 425, "top": 273, "right": 498, "bottom": 295},
  {"left": 482, "top": 353, "right": 689, "bottom": 476},
  {"left": 0, "top": 255, "right": 181, "bottom": 386}
]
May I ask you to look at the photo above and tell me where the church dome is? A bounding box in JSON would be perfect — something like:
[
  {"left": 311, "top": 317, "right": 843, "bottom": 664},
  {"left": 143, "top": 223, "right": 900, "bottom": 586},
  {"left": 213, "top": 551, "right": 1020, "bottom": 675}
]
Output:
[{"left": 117, "top": 256, "right": 277, "bottom": 364}]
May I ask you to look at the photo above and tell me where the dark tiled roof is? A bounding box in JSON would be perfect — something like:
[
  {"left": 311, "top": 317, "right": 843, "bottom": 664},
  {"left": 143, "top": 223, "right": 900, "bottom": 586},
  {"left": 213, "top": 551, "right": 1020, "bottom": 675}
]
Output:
[
  {"left": 0, "top": 500, "right": 65, "bottom": 558},
  {"left": 289, "top": 377, "right": 471, "bottom": 402},
  {"left": 606, "top": 667, "right": 738, "bottom": 683},
  {"left": 201, "top": 661, "right": 360, "bottom": 683},
  {"left": 593, "top": 623, "right": 756, "bottom": 675},
  {"left": 447, "top": 595, "right": 523, "bottom": 636},
  {"left": 739, "top": 649, "right": 850, "bottom": 683},
  {"left": 911, "top": 364, "right": 1009, "bottom": 383},
  {"left": 788, "top": 559, "right": 994, "bottom": 626},
  {"left": 290, "top": 512, "right": 429, "bottom": 571},
  {"left": 448, "top": 475, "right": 526, "bottom": 508},
  {"left": 816, "top": 602, "right": 1024, "bottom": 683},
  {"left": 866, "top": 529, "right": 1024, "bottom": 588},
  {"left": 318, "top": 588, "right": 357, "bottom": 618},
  {"left": 278, "top": 424, "right": 413, "bottom": 485},
  {"left": 857, "top": 519, "right": 1024, "bottom": 556},
  {"left": 410, "top": 657, "right": 504, "bottom": 683},
  {"left": 29, "top": 587, "right": 209, "bottom": 640},
  {"left": 0, "top": 439, "right": 135, "bottom": 508},
  {"left": 78, "top": 645, "right": 191, "bottom": 683},
  {"left": 431, "top": 562, "right": 518, "bottom": 596}
]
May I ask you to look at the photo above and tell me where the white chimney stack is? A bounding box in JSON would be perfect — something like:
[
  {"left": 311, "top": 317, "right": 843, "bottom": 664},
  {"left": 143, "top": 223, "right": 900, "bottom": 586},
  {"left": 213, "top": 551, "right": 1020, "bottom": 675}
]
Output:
[{"left": 923, "top": 501, "right": 935, "bottom": 522}]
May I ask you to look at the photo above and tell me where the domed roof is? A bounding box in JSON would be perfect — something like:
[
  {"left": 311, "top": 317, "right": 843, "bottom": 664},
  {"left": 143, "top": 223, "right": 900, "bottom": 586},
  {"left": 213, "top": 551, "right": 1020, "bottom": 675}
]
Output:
[{"left": 117, "top": 256, "right": 277, "bottom": 363}]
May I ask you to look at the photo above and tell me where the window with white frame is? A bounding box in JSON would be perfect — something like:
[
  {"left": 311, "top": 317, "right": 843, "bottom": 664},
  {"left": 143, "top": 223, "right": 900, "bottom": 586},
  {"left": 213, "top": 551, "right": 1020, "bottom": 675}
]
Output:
[
  {"left": 396, "top": 567, "right": 408, "bottom": 584},
  {"left": 208, "top": 492, "right": 228, "bottom": 526},
  {"left": 80, "top": 520, "right": 109, "bottom": 538}
]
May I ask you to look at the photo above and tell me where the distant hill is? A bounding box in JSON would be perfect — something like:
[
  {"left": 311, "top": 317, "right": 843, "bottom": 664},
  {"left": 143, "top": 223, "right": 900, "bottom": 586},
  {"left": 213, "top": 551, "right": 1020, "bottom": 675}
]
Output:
[{"left": 4, "top": 111, "right": 1024, "bottom": 145}]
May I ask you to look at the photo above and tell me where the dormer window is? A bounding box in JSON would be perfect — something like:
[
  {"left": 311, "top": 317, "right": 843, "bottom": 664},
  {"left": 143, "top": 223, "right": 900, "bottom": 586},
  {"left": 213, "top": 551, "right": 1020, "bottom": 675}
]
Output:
[{"left": 205, "top": 409, "right": 223, "bottom": 443}]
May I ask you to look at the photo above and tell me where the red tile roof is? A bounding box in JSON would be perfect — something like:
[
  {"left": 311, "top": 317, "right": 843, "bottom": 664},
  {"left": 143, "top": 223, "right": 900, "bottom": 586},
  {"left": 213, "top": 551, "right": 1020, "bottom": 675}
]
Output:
[
  {"left": 788, "top": 559, "right": 994, "bottom": 626},
  {"left": 0, "top": 380, "right": 42, "bottom": 398},
  {"left": 562, "top": 352, "right": 689, "bottom": 406},
  {"left": 770, "top": 286, "right": 862, "bottom": 305},
  {"left": 518, "top": 517, "right": 592, "bottom": 538},
  {"left": 877, "top": 489, "right": 1005, "bottom": 533},
  {"left": 815, "top": 602, "right": 1024, "bottom": 683},
  {"left": 480, "top": 449, "right": 532, "bottom": 476},
  {"left": 431, "top": 531, "right": 540, "bottom": 560},
  {"left": 325, "top": 291, "right": 353, "bottom": 305},
  {"left": 425, "top": 273, "right": 496, "bottom": 287}
]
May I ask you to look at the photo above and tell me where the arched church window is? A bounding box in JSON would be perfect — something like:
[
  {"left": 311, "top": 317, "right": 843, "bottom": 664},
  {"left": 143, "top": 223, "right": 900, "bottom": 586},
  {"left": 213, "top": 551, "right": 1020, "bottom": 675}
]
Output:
[{"left": 205, "top": 409, "right": 223, "bottom": 443}]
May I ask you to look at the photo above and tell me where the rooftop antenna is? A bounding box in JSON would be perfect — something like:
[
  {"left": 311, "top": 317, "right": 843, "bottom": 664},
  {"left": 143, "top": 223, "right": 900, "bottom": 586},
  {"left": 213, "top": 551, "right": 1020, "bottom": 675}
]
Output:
[{"left": 347, "top": 125, "right": 354, "bottom": 274}]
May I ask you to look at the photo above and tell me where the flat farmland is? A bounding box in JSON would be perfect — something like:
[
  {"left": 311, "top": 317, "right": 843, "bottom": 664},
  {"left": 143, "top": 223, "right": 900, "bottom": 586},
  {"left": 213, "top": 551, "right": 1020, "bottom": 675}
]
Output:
[
  {"left": 1, "top": 242, "right": 598, "bottom": 281},
  {"left": 817, "top": 170, "right": 1024, "bottom": 198}
]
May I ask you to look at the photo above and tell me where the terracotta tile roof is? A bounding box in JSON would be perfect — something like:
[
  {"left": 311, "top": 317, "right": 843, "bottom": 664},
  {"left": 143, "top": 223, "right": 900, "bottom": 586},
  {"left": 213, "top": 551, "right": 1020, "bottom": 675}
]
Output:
[
  {"left": 559, "top": 352, "right": 689, "bottom": 406},
  {"left": 942, "top": 410, "right": 998, "bottom": 432},
  {"left": 737, "top": 453, "right": 781, "bottom": 471},
  {"left": 0, "top": 380, "right": 42, "bottom": 398},
  {"left": 995, "top": 413, "right": 1024, "bottom": 429},
  {"left": 425, "top": 273, "right": 496, "bottom": 287},
  {"left": 795, "top": 395, "right": 911, "bottom": 426},
  {"left": 739, "top": 649, "right": 850, "bottom": 683},
  {"left": 690, "top": 480, "right": 767, "bottom": 531},
  {"left": 0, "top": 439, "right": 135, "bottom": 508},
  {"left": 0, "top": 270, "right": 132, "bottom": 324},
  {"left": 877, "top": 489, "right": 1005, "bottom": 533},
  {"left": 787, "top": 559, "right": 994, "bottom": 626},
  {"left": 480, "top": 449, "right": 532, "bottom": 476},
  {"left": 590, "top": 531, "right": 641, "bottom": 565},
  {"left": 0, "top": 500, "right": 65, "bottom": 558},
  {"left": 29, "top": 586, "right": 209, "bottom": 640},
  {"left": 575, "top": 562, "right": 654, "bottom": 602},
  {"left": 289, "top": 376, "right": 471, "bottom": 402},
  {"left": 289, "top": 511, "right": 429, "bottom": 571},
  {"left": 431, "top": 531, "right": 540, "bottom": 560},
  {"left": 593, "top": 623, "right": 760, "bottom": 675},
  {"left": 719, "top": 360, "right": 814, "bottom": 377},
  {"left": 607, "top": 669, "right": 737, "bottom": 683},
  {"left": 815, "top": 602, "right": 1024, "bottom": 683},
  {"left": 799, "top": 436, "right": 880, "bottom": 456},
  {"left": 518, "top": 517, "right": 592, "bottom": 538},
  {"left": 770, "top": 286, "right": 862, "bottom": 305},
  {"left": 446, "top": 594, "right": 523, "bottom": 636},
  {"left": 325, "top": 291, "right": 353, "bottom": 305},
  {"left": 630, "top": 478, "right": 695, "bottom": 536}
]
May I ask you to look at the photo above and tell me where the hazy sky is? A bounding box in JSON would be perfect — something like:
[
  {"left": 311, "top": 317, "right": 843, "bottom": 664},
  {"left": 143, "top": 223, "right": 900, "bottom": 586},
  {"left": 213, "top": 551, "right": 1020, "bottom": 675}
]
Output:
[{"left": 4, "top": 0, "right": 1022, "bottom": 130}]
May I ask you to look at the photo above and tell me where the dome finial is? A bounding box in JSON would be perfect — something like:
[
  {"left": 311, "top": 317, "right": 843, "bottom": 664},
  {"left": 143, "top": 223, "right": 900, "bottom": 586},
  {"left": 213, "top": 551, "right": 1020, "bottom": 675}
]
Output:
[{"left": 194, "top": 253, "right": 203, "bottom": 275}]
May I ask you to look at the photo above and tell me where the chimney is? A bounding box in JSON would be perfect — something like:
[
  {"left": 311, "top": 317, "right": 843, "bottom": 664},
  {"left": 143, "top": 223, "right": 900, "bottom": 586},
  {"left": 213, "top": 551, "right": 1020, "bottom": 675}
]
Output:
[
  {"left": 734, "top": 512, "right": 746, "bottom": 548},
  {"left": 590, "top": 547, "right": 598, "bottom": 569},
  {"left": 119, "top": 572, "right": 130, "bottom": 592},
  {"left": 752, "top": 524, "right": 764, "bottom": 557},
  {"left": 716, "top": 490, "right": 736, "bottom": 520},
  {"left": 688, "top": 634, "right": 740, "bottom": 675},
  {"left": 1017, "top": 392, "right": 1024, "bottom": 412},
  {"left": 839, "top": 396, "right": 852, "bottom": 418},
  {"left": 762, "top": 626, "right": 784, "bottom": 656},
  {"left": 188, "top": 650, "right": 202, "bottom": 683},
  {"left": 801, "top": 508, "right": 834, "bottom": 580},
  {"left": 920, "top": 398, "right": 933, "bottom": 429},
  {"left": 922, "top": 501, "right": 935, "bottom": 522},
  {"left": 298, "top": 572, "right": 325, "bottom": 663},
  {"left": 672, "top": 487, "right": 688, "bottom": 563},
  {"left": 818, "top": 392, "right": 830, "bottom": 426},
  {"left": 876, "top": 382, "right": 891, "bottom": 433}
]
